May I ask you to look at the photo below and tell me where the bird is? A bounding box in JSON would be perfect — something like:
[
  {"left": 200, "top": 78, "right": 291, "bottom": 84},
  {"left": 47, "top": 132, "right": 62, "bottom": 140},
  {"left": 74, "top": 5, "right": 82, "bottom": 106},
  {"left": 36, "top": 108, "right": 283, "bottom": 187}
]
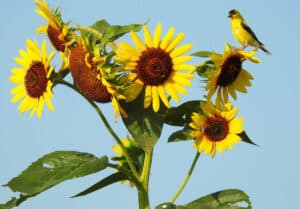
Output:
[{"left": 228, "top": 9, "right": 271, "bottom": 55}]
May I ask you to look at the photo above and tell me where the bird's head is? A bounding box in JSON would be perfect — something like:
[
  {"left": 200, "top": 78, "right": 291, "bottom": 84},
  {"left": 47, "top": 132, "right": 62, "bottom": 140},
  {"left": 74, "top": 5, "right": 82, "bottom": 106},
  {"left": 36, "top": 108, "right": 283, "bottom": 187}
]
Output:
[{"left": 228, "top": 9, "right": 241, "bottom": 19}]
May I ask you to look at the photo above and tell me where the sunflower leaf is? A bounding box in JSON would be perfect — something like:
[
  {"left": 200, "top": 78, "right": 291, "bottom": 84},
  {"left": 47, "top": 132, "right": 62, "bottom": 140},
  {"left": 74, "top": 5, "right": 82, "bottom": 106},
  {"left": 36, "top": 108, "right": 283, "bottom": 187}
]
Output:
[
  {"left": 239, "top": 131, "right": 259, "bottom": 146},
  {"left": 99, "top": 23, "right": 144, "bottom": 48},
  {"left": 72, "top": 172, "right": 128, "bottom": 198},
  {"left": 191, "top": 51, "right": 213, "bottom": 57},
  {"left": 0, "top": 194, "right": 34, "bottom": 209},
  {"left": 121, "top": 92, "right": 166, "bottom": 152},
  {"left": 181, "top": 189, "right": 252, "bottom": 209},
  {"left": 164, "top": 100, "right": 202, "bottom": 127},
  {"left": 4, "top": 151, "right": 108, "bottom": 195},
  {"left": 168, "top": 128, "right": 193, "bottom": 142}
]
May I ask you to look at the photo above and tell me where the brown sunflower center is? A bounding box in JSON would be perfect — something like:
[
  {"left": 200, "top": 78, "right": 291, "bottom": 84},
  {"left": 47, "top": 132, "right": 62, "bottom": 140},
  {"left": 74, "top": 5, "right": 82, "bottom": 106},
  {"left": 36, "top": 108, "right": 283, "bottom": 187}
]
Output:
[
  {"left": 204, "top": 116, "right": 229, "bottom": 142},
  {"left": 69, "top": 44, "right": 112, "bottom": 103},
  {"left": 217, "top": 54, "right": 242, "bottom": 86},
  {"left": 135, "top": 48, "right": 173, "bottom": 85},
  {"left": 25, "top": 61, "right": 48, "bottom": 98},
  {"left": 47, "top": 25, "right": 66, "bottom": 52}
]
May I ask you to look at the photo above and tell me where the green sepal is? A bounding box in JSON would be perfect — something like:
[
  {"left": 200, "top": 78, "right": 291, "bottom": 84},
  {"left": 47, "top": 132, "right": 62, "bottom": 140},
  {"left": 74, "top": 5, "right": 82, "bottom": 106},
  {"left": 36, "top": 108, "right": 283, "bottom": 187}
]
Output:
[
  {"left": 4, "top": 151, "right": 108, "bottom": 195},
  {"left": 121, "top": 90, "right": 166, "bottom": 152},
  {"left": 164, "top": 100, "right": 202, "bottom": 127},
  {"left": 191, "top": 51, "right": 213, "bottom": 57},
  {"left": 155, "top": 189, "right": 251, "bottom": 209},
  {"left": 196, "top": 60, "right": 215, "bottom": 78},
  {"left": 168, "top": 128, "right": 193, "bottom": 142},
  {"left": 239, "top": 131, "right": 258, "bottom": 146},
  {"left": 72, "top": 172, "right": 128, "bottom": 198}
]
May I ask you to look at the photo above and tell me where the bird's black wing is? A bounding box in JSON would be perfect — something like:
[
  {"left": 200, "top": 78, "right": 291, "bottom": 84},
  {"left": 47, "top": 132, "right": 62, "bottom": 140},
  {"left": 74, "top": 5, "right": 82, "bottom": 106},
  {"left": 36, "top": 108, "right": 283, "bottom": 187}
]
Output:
[{"left": 241, "top": 21, "right": 263, "bottom": 45}]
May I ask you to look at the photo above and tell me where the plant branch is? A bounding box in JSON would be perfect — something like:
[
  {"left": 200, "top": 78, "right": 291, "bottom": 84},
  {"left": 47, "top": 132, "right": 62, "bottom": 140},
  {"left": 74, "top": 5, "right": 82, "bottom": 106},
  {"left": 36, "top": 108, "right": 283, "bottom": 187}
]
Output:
[{"left": 171, "top": 152, "right": 201, "bottom": 203}]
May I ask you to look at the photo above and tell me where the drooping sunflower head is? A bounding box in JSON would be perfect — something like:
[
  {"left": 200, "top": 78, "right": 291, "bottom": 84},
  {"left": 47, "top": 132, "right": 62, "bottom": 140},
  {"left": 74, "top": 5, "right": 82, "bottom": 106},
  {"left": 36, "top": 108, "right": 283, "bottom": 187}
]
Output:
[
  {"left": 112, "top": 138, "right": 144, "bottom": 187},
  {"left": 189, "top": 101, "right": 244, "bottom": 157},
  {"left": 69, "top": 37, "right": 127, "bottom": 120},
  {"left": 34, "top": 0, "right": 72, "bottom": 52},
  {"left": 115, "top": 23, "right": 195, "bottom": 112},
  {"left": 10, "top": 39, "right": 55, "bottom": 118},
  {"left": 206, "top": 44, "right": 260, "bottom": 107}
]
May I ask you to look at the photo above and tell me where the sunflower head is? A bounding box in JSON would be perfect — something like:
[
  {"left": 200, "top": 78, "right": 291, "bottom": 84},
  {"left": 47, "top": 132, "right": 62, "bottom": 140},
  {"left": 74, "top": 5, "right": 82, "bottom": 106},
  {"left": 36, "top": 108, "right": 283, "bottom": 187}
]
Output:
[
  {"left": 206, "top": 44, "right": 260, "bottom": 107},
  {"left": 115, "top": 23, "right": 195, "bottom": 112},
  {"left": 10, "top": 39, "right": 55, "bottom": 118},
  {"left": 112, "top": 138, "right": 145, "bottom": 187},
  {"left": 34, "top": 0, "right": 73, "bottom": 53},
  {"left": 189, "top": 101, "right": 243, "bottom": 157}
]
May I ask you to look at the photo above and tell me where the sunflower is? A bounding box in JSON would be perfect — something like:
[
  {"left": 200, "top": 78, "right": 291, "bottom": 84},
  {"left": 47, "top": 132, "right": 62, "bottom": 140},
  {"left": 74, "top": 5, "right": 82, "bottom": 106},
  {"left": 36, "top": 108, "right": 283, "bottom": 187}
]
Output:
[
  {"left": 9, "top": 39, "right": 55, "bottom": 118},
  {"left": 205, "top": 44, "right": 260, "bottom": 107},
  {"left": 34, "top": 0, "right": 71, "bottom": 53},
  {"left": 69, "top": 37, "right": 126, "bottom": 121},
  {"left": 112, "top": 138, "right": 144, "bottom": 187},
  {"left": 114, "top": 23, "right": 195, "bottom": 112},
  {"left": 189, "top": 102, "right": 243, "bottom": 157}
]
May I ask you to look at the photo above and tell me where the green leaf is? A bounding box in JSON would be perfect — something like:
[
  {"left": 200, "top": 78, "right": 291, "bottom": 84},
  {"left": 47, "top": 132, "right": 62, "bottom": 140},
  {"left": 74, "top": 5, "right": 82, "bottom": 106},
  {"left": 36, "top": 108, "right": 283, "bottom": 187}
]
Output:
[
  {"left": 100, "top": 23, "right": 143, "bottom": 48},
  {"left": 182, "top": 189, "right": 251, "bottom": 209},
  {"left": 164, "top": 100, "right": 202, "bottom": 126},
  {"left": 0, "top": 194, "right": 35, "bottom": 209},
  {"left": 72, "top": 172, "right": 128, "bottom": 198},
  {"left": 5, "top": 151, "right": 108, "bottom": 195},
  {"left": 121, "top": 92, "right": 166, "bottom": 151},
  {"left": 196, "top": 61, "right": 215, "bottom": 78},
  {"left": 239, "top": 131, "right": 258, "bottom": 146},
  {"left": 90, "top": 19, "right": 111, "bottom": 34},
  {"left": 156, "top": 202, "right": 177, "bottom": 209},
  {"left": 168, "top": 128, "right": 193, "bottom": 142},
  {"left": 191, "top": 51, "right": 213, "bottom": 57}
]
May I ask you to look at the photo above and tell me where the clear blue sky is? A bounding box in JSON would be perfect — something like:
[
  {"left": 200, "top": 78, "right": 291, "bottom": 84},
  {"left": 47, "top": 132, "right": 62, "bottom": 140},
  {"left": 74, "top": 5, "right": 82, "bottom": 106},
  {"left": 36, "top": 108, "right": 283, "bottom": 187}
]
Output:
[{"left": 1, "top": 0, "right": 299, "bottom": 209}]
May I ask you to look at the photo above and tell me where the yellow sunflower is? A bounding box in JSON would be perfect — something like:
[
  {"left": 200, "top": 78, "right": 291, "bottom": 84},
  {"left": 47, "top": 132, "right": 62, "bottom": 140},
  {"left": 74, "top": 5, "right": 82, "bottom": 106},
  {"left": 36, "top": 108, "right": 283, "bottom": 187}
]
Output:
[
  {"left": 112, "top": 138, "right": 142, "bottom": 187},
  {"left": 205, "top": 44, "right": 260, "bottom": 107},
  {"left": 115, "top": 23, "right": 195, "bottom": 112},
  {"left": 34, "top": 0, "right": 71, "bottom": 52},
  {"left": 10, "top": 39, "right": 55, "bottom": 118},
  {"left": 189, "top": 102, "right": 243, "bottom": 157}
]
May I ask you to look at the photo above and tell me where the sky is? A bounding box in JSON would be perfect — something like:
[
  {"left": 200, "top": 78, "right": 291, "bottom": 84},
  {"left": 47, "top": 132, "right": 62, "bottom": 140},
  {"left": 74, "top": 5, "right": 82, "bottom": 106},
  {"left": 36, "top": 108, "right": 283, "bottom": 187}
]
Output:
[{"left": 0, "top": 0, "right": 299, "bottom": 209}]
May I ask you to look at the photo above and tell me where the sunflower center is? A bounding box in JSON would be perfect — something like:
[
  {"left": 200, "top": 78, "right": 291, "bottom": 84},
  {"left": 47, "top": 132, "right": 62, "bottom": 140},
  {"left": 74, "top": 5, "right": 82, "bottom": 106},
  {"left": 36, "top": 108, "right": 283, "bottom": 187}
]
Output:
[
  {"left": 204, "top": 116, "right": 229, "bottom": 142},
  {"left": 135, "top": 48, "right": 173, "bottom": 85},
  {"left": 47, "top": 25, "right": 66, "bottom": 52},
  {"left": 217, "top": 54, "right": 242, "bottom": 86},
  {"left": 25, "top": 61, "right": 48, "bottom": 98}
]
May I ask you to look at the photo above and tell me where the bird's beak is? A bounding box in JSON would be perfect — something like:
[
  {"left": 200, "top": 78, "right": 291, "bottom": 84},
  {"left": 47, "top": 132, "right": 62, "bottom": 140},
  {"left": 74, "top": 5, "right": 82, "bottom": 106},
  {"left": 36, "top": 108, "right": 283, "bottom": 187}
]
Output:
[{"left": 228, "top": 13, "right": 232, "bottom": 18}]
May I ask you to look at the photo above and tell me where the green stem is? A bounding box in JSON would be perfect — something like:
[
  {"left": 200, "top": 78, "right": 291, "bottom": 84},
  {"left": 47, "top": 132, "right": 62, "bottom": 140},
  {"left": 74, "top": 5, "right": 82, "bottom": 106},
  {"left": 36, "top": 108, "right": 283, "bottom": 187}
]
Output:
[
  {"left": 171, "top": 152, "right": 201, "bottom": 203},
  {"left": 57, "top": 80, "right": 139, "bottom": 179},
  {"left": 74, "top": 25, "right": 117, "bottom": 50},
  {"left": 138, "top": 149, "right": 153, "bottom": 209}
]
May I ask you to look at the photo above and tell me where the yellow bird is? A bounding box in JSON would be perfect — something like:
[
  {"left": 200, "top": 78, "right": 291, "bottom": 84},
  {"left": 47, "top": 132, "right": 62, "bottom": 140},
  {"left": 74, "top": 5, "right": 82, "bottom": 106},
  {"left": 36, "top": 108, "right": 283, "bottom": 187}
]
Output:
[{"left": 228, "top": 9, "right": 271, "bottom": 55}]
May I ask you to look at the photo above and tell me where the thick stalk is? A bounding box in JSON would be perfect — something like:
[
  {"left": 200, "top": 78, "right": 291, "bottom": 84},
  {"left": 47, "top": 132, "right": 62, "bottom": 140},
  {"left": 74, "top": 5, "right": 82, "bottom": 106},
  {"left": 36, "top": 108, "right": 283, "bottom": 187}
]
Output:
[
  {"left": 171, "top": 152, "right": 201, "bottom": 203},
  {"left": 57, "top": 80, "right": 139, "bottom": 179},
  {"left": 138, "top": 149, "right": 153, "bottom": 209}
]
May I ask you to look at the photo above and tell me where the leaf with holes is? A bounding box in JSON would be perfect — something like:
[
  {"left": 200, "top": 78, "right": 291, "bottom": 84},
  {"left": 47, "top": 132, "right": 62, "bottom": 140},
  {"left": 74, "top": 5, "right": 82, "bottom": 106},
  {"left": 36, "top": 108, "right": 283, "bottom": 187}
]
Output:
[{"left": 4, "top": 151, "right": 108, "bottom": 195}]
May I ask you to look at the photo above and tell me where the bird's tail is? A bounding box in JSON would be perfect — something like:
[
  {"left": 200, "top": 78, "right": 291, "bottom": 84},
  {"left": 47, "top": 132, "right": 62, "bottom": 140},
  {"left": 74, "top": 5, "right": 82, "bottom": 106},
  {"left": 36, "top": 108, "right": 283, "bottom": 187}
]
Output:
[{"left": 260, "top": 45, "right": 271, "bottom": 55}]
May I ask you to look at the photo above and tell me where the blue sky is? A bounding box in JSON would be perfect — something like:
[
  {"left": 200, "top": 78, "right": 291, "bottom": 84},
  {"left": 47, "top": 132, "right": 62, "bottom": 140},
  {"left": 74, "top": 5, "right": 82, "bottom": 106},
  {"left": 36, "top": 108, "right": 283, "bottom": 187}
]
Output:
[{"left": 1, "top": 0, "right": 299, "bottom": 209}]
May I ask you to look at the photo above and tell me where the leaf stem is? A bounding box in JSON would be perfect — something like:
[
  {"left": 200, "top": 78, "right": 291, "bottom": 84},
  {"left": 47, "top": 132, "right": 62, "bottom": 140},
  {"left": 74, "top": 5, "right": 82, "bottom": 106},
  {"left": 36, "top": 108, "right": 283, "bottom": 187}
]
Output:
[
  {"left": 171, "top": 152, "right": 201, "bottom": 203},
  {"left": 74, "top": 25, "right": 117, "bottom": 50},
  {"left": 57, "top": 80, "right": 140, "bottom": 179}
]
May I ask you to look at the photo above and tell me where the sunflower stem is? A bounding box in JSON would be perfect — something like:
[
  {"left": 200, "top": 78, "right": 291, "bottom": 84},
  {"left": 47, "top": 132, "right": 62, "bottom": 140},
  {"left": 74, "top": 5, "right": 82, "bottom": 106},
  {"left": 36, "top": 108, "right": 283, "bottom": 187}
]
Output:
[
  {"left": 138, "top": 149, "right": 153, "bottom": 209},
  {"left": 57, "top": 80, "right": 140, "bottom": 180},
  {"left": 171, "top": 152, "right": 201, "bottom": 203},
  {"left": 74, "top": 25, "right": 117, "bottom": 50}
]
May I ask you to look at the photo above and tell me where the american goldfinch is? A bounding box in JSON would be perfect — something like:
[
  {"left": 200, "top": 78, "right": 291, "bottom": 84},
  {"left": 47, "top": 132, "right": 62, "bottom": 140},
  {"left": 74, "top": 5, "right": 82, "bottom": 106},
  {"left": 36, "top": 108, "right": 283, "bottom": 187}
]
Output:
[{"left": 228, "top": 9, "right": 271, "bottom": 55}]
